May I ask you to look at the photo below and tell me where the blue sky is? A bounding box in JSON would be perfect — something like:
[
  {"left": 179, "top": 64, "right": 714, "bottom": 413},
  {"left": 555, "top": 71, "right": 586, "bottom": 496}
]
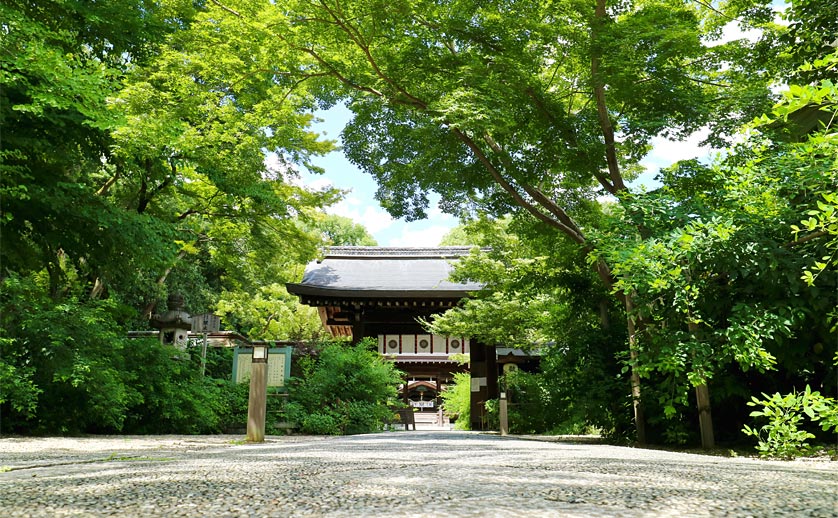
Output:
[{"left": 297, "top": 16, "right": 773, "bottom": 247}]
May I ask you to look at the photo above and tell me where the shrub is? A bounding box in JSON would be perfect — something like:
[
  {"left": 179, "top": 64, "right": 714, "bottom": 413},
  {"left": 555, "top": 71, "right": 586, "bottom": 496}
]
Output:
[
  {"left": 299, "top": 412, "right": 341, "bottom": 435},
  {"left": 286, "top": 339, "right": 402, "bottom": 435},
  {"left": 742, "top": 385, "right": 838, "bottom": 458},
  {"left": 1, "top": 275, "right": 144, "bottom": 434},
  {"left": 441, "top": 372, "right": 471, "bottom": 430},
  {"left": 0, "top": 273, "right": 239, "bottom": 435}
]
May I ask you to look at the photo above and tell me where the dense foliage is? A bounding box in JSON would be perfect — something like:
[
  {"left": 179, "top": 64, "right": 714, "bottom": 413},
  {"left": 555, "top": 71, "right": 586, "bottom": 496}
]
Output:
[
  {"left": 0, "top": 272, "right": 395, "bottom": 435},
  {"left": 431, "top": 52, "right": 837, "bottom": 448},
  {"left": 285, "top": 340, "right": 403, "bottom": 435},
  {"left": 433, "top": 217, "right": 634, "bottom": 439},
  {"left": 441, "top": 372, "right": 472, "bottom": 430},
  {"left": 0, "top": 0, "right": 374, "bottom": 435},
  {"left": 0, "top": 273, "right": 246, "bottom": 434},
  {"left": 2, "top": 0, "right": 836, "bottom": 454}
]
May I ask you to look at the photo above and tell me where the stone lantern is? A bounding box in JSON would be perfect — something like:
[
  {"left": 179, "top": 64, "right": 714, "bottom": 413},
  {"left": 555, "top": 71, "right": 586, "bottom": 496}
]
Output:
[{"left": 150, "top": 293, "right": 192, "bottom": 350}]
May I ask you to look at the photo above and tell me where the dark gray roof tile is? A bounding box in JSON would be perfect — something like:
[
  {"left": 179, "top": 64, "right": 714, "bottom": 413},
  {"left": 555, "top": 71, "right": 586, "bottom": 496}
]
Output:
[{"left": 287, "top": 246, "right": 483, "bottom": 298}]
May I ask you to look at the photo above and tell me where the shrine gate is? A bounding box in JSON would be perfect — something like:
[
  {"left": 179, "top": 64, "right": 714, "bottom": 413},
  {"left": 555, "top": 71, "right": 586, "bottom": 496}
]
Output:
[{"left": 286, "top": 246, "right": 500, "bottom": 430}]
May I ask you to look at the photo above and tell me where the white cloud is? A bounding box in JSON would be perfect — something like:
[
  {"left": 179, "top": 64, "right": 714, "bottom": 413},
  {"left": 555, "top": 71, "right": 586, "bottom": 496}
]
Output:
[
  {"left": 264, "top": 152, "right": 298, "bottom": 181},
  {"left": 327, "top": 199, "right": 395, "bottom": 235},
  {"left": 642, "top": 129, "right": 713, "bottom": 170},
  {"left": 264, "top": 152, "right": 281, "bottom": 173},
  {"left": 388, "top": 225, "right": 452, "bottom": 247},
  {"left": 428, "top": 204, "right": 458, "bottom": 224},
  {"left": 710, "top": 21, "right": 762, "bottom": 47},
  {"left": 306, "top": 177, "right": 335, "bottom": 191},
  {"left": 633, "top": 129, "right": 715, "bottom": 190}
]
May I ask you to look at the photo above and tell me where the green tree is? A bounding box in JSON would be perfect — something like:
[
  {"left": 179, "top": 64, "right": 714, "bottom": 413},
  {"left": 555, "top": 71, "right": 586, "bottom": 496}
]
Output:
[
  {"left": 441, "top": 372, "right": 472, "bottom": 430},
  {"left": 300, "top": 213, "right": 378, "bottom": 246},
  {"left": 252, "top": 0, "right": 777, "bottom": 445},
  {"left": 215, "top": 283, "right": 326, "bottom": 342},
  {"left": 106, "top": 0, "right": 342, "bottom": 318},
  {"left": 215, "top": 213, "right": 378, "bottom": 341},
  {"left": 0, "top": 274, "right": 228, "bottom": 434},
  {"left": 592, "top": 52, "right": 837, "bottom": 444},
  {"left": 0, "top": 0, "right": 196, "bottom": 299},
  {"left": 0, "top": 0, "right": 344, "bottom": 434},
  {"left": 430, "top": 216, "right": 632, "bottom": 438},
  {"left": 779, "top": 0, "right": 838, "bottom": 83},
  {"left": 1, "top": 0, "right": 339, "bottom": 310},
  {"left": 197, "top": 0, "right": 773, "bottom": 252}
]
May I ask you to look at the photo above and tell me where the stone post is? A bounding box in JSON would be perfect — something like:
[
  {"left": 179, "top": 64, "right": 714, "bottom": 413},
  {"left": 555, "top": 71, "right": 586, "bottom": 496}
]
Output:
[{"left": 499, "top": 392, "right": 509, "bottom": 436}]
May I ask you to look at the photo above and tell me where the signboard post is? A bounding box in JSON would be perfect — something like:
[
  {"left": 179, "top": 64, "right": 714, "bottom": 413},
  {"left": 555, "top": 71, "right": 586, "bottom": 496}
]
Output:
[
  {"left": 247, "top": 344, "right": 269, "bottom": 443},
  {"left": 191, "top": 313, "right": 220, "bottom": 376}
]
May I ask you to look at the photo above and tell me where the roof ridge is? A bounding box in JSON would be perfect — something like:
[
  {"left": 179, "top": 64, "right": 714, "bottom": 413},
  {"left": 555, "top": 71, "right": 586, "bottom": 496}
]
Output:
[{"left": 325, "top": 246, "right": 479, "bottom": 258}]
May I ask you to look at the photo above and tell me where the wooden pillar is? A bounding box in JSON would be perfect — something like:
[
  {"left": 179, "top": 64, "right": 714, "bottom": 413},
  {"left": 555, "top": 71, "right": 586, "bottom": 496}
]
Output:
[
  {"left": 469, "top": 342, "right": 485, "bottom": 430},
  {"left": 625, "top": 296, "right": 646, "bottom": 445},
  {"left": 469, "top": 342, "right": 497, "bottom": 430},
  {"left": 350, "top": 303, "right": 366, "bottom": 345},
  {"left": 499, "top": 392, "right": 509, "bottom": 436},
  {"left": 486, "top": 344, "right": 498, "bottom": 400},
  {"left": 246, "top": 361, "right": 268, "bottom": 443},
  {"left": 351, "top": 320, "right": 366, "bottom": 345},
  {"left": 435, "top": 372, "right": 443, "bottom": 426}
]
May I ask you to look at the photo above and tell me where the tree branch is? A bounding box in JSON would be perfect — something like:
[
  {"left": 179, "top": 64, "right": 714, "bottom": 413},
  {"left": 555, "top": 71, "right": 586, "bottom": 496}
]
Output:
[
  {"left": 785, "top": 230, "right": 829, "bottom": 247},
  {"left": 96, "top": 165, "right": 121, "bottom": 196},
  {"left": 591, "top": 0, "right": 627, "bottom": 194},
  {"left": 209, "top": 0, "right": 241, "bottom": 17},
  {"left": 452, "top": 128, "right": 585, "bottom": 244},
  {"left": 521, "top": 184, "right": 587, "bottom": 243},
  {"left": 690, "top": 0, "right": 735, "bottom": 21},
  {"left": 687, "top": 76, "right": 730, "bottom": 88},
  {"left": 142, "top": 249, "right": 189, "bottom": 320},
  {"left": 293, "top": 42, "right": 385, "bottom": 98},
  {"left": 317, "top": 0, "right": 428, "bottom": 109}
]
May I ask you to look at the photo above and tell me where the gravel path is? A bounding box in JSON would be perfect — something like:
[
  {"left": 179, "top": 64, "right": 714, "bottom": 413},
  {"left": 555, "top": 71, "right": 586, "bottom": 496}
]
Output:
[{"left": 1, "top": 432, "right": 835, "bottom": 517}]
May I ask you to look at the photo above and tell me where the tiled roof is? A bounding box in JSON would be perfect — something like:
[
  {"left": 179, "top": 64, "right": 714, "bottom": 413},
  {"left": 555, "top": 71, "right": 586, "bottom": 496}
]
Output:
[{"left": 286, "top": 246, "right": 483, "bottom": 298}]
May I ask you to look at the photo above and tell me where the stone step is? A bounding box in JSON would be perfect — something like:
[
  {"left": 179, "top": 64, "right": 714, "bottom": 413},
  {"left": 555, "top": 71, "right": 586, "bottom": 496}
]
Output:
[{"left": 412, "top": 412, "right": 449, "bottom": 426}]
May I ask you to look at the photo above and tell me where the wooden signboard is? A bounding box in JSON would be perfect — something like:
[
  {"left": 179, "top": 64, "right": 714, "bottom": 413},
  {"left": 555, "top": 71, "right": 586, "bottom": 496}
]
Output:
[
  {"left": 232, "top": 345, "right": 292, "bottom": 390},
  {"left": 191, "top": 313, "right": 221, "bottom": 333}
]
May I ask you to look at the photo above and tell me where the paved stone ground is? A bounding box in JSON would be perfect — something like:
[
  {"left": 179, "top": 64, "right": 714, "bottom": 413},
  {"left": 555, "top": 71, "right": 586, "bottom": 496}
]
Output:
[{"left": 1, "top": 432, "right": 835, "bottom": 517}]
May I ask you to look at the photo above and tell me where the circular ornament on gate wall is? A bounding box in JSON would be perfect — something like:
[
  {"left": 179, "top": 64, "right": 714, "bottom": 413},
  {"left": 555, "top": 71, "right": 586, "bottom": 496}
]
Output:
[
  {"left": 450, "top": 339, "right": 460, "bottom": 349},
  {"left": 388, "top": 339, "right": 398, "bottom": 350},
  {"left": 419, "top": 339, "right": 429, "bottom": 349}
]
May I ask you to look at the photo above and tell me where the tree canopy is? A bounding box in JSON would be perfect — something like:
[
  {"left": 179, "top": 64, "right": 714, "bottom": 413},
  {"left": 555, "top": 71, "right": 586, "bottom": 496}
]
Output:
[
  {"left": 1, "top": 0, "right": 355, "bottom": 433},
  {"left": 1, "top": 0, "right": 834, "bottom": 449}
]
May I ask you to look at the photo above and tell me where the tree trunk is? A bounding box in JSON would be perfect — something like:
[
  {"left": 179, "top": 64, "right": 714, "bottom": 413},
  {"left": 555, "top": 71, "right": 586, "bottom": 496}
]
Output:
[
  {"left": 625, "top": 295, "right": 646, "bottom": 445},
  {"left": 90, "top": 277, "right": 105, "bottom": 300},
  {"left": 695, "top": 383, "right": 714, "bottom": 449},
  {"left": 688, "top": 320, "right": 715, "bottom": 449},
  {"left": 142, "top": 250, "right": 188, "bottom": 320},
  {"left": 592, "top": 2, "right": 648, "bottom": 445},
  {"left": 591, "top": 0, "right": 627, "bottom": 193}
]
